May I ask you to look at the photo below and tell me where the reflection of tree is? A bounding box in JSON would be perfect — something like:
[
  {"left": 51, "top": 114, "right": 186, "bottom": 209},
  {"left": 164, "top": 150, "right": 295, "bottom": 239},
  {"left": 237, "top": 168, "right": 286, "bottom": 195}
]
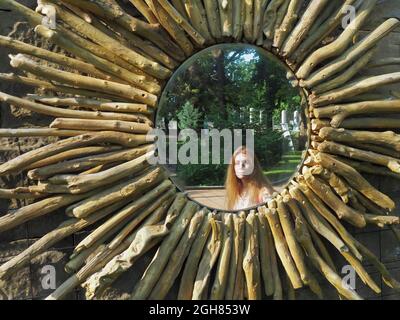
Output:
[
  {"left": 158, "top": 46, "right": 300, "bottom": 133},
  {"left": 157, "top": 45, "right": 303, "bottom": 186}
]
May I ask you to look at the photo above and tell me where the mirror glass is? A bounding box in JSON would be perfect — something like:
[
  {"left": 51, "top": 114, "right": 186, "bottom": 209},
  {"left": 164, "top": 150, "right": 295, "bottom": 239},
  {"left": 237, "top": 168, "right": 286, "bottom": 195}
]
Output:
[{"left": 155, "top": 44, "right": 308, "bottom": 211}]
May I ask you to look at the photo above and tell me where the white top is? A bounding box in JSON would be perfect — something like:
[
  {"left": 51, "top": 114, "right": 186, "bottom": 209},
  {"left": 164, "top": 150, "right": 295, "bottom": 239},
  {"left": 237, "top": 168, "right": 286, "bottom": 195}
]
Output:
[{"left": 233, "top": 187, "right": 273, "bottom": 211}]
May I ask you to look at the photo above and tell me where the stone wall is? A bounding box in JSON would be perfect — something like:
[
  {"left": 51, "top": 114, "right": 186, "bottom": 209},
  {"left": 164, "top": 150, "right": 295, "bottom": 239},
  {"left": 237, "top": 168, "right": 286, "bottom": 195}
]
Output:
[{"left": 0, "top": 1, "right": 399, "bottom": 300}]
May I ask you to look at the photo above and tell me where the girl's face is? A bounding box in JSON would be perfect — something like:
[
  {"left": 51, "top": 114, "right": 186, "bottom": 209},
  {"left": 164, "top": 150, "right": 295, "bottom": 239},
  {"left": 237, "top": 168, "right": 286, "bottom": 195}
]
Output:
[{"left": 234, "top": 152, "right": 254, "bottom": 180}]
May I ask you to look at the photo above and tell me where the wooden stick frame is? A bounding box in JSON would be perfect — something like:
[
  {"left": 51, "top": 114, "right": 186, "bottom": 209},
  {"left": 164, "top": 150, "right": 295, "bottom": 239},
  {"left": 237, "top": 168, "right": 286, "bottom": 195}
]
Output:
[{"left": 0, "top": 0, "right": 399, "bottom": 300}]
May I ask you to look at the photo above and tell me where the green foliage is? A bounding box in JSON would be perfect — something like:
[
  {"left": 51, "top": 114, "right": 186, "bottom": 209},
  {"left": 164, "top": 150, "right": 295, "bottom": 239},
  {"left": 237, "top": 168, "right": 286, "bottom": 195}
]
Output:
[
  {"left": 157, "top": 44, "right": 303, "bottom": 186},
  {"left": 176, "top": 101, "right": 202, "bottom": 129}
]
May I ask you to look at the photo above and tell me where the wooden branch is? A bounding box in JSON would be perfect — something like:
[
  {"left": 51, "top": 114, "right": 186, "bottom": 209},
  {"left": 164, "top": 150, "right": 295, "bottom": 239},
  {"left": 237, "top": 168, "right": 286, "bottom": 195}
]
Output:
[
  {"left": 0, "top": 131, "right": 150, "bottom": 177},
  {"left": 0, "top": 199, "right": 127, "bottom": 280},
  {"left": 26, "top": 146, "right": 122, "bottom": 170},
  {"left": 262, "top": 0, "right": 285, "bottom": 41},
  {"left": 55, "top": 0, "right": 182, "bottom": 62},
  {"left": 131, "top": 201, "right": 200, "bottom": 299},
  {"left": 296, "top": 0, "right": 378, "bottom": 79},
  {"left": 74, "top": 180, "right": 173, "bottom": 253},
  {"left": 252, "top": 0, "right": 268, "bottom": 43},
  {"left": 50, "top": 118, "right": 152, "bottom": 134},
  {"left": 156, "top": 0, "right": 206, "bottom": 46},
  {"left": 292, "top": 0, "right": 356, "bottom": 64},
  {"left": 67, "top": 166, "right": 166, "bottom": 218},
  {"left": 310, "top": 73, "right": 400, "bottom": 107},
  {"left": 34, "top": 25, "right": 162, "bottom": 91},
  {"left": 9, "top": 54, "right": 158, "bottom": 106},
  {"left": 301, "top": 18, "right": 399, "bottom": 89},
  {"left": 27, "top": 96, "right": 152, "bottom": 114},
  {"left": 294, "top": 218, "right": 362, "bottom": 300},
  {"left": 260, "top": 206, "right": 303, "bottom": 289},
  {"left": 283, "top": 195, "right": 323, "bottom": 299},
  {"left": 318, "top": 140, "right": 400, "bottom": 174},
  {"left": 0, "top": 35, "right": 112, "bottom": 82},
  {"left": 0, "top": 73, "right": 126, "bottom": 100},
  {"left": 182, "top": 0, "right": 214, "bottom": 44},
  {"left": 313, "top": 100, "right": 400, "bottom": 128},
  {"left": 81, "top": 193, "right": 176, "bottom": 298},
  {"left": 40, "top": 1, "right": 172, "bottom": 79},
  {"left": 341, "top": 117, "right": 400, "bottom": 129},
  {"left": 0, "top": 189, "right": 98, "bottom": 233},
  {"left": 224, "top": 212, "right": 245, "bottom": 299},
  {"left": 319, "top": 127, "right": 400, "bottom": 152},
  {"left": 210, "top": 213, "right": 233, "bottom": 300},
  {"left": 0, "top": 128, "right": 88, "bottom": 137},
  {"left": 273, "top": 0, "right": 303, "bottom": 49},
  {"left": 147, "top": 0, "right": 195, "bottom": 56},
  {"left": 177, "top": 211, "right": 213, "bottom": 299},
  {"left": 368, "top": 57, "right": 400, "bottom": 68},
  {"left": 294, "top": 178, "right": 361, "bottom": 259},
  {"left": 128, "top": 0, "right": 159, "bottom": 24},
  {"left": 242, "top": 211, "right": 262, "bottom": 300},
  {"left": 276, "top": 197, "right": 311, "bottom": 287},
  {"left": 256, "top": 212, "right": 274, "bottom": 297},
  {"left": 149, "top": 210, "right": 205, "bottom": 300},
  {"left": 243, "top": 0, "right": 254, "bottom": 42},
  {"left": 303, "top": 172, "right": 367, "bottom": 228},
  {"left": 191, "top": 218, "right": 222, "bottom": 300},
  {"left": 232, "top": 0, "right": 244, "bottom": 40},
  {"left": 203, "top": 0, "right": 222, "bottom": 40},
  {"left": 28, "top": 146, "right": 151, "bottom": 180},
  {"left": 288, "top": 184, "right": 351, "bottom": 252},
  {"left": 281, "top": 0, "right": 329, "bottom": 57},
  {"left": 310, "top": 48, "right": 376, "bottom": 94},
  {"left": 0, "top": 91, "right": 152, "bottom": 123}
]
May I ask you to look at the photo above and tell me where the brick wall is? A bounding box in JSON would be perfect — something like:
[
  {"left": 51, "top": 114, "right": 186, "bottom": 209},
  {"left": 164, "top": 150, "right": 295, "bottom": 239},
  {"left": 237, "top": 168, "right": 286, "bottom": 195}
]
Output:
[{"left": 0, "top": 1, "right": 399, "bottom": 300}]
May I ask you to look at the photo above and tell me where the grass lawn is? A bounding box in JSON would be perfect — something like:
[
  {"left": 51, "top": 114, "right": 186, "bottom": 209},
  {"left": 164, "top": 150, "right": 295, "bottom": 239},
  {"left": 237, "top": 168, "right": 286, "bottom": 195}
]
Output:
[{"left": 263, "top": 150, "right": 303, "bottom": 184}]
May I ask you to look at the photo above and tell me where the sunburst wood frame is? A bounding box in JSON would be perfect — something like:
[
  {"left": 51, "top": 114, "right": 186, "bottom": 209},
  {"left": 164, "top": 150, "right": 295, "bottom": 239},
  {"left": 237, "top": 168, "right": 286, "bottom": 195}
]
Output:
[{"left": 0, "top": 0, "right": 399, "bottom": 300}]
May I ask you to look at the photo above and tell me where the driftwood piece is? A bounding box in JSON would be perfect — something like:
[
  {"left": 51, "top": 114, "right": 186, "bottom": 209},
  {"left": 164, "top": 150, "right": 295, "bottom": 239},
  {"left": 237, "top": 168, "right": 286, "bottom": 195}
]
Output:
[
  {"left": 224, "top": 212, "right": 245, "bottom": 299},
  {"left": 177, "top": 212, "right": 213, "bottom": 299},
  {"left": 131, "top": 201, "right": 199, "bottom": 299},
  {"left": 281, "top": 0, "right": 329, "bottom": 57},
  {"left": 273, "top": 0, "right": 303, "bottom": 49},
  {"left": 313, "top": 100, "right": 400, "bottom": 128},
  {"left": 0, "top": 91, "right": 152, "bottom": 124},
  {"left": 242, "top": 211, "right": 262, "bottom": 300},
  {"left": 260, "top": 206, "right": 303, "bottom": 289},
  {"left": 209, "top": 213, "right": 233, "bottom": 300},
  {"left": 67, "top": 166, "right": 166, "bottom": 218},
  {"left": 310, "top": 73, "right": 400, "bottom": 107},
  {"left": 183, "top": 0, "right": 214, "bottom": 44},
  {"left": 296, "top": 0, "right": 378, "bottom": 79},
  {"left": 203, "top": 0, "right": 222, "bottom": 40},
  {"left": 302, "top": 18, "right": 399, "bottom": 89},
  {"left": 0, "top": 131, "right": 150, "bottom": 176},
  {"left": 232, "top": 0, "right": 245, "bottom": 40},
  {"left": 0, "top": 198, "right": 130, "bottom": 280},
  {"left": 318, "top": 140, "right": 400, "bottom": 174},
  {"left": 292, "top": 0, "right": 356, "bottom": 64},
  {"left": 28, "top": 146, "right": 151, "bottom": 180},
  {"left": 303, "top": 172, "right": 366, "bottom": 228},
  {"left": 310, "top": 48, "right": 376, "bottom": 94},
  {"left": 294, "top": 219, "right": 362, "bottom": 300},
  {"left": 27, "top": 96, "right": 152, "bottom": 114},
  {"left": 256, "top": 212, "right": 274, "bottom": 297},
  {"left": 191, "top": 218, "right": 222, "bottom": 300},
  {"left": 149, "top": 210, "right": 205, "bottom": 299},
  {"left": 243, "top": 0, "right": 254, "bottom": 42},
  {"left": 319, "top": 127, "right": 400, "bottom": 153},
  {"left": 9, "top": 54, "right": 157, "bottom": 106},
  {"left": 82, "top": 195, "right": 176, "bottom": 298},
  {"left": 74, "top": 181, "right": 174, "bottom": 254}
]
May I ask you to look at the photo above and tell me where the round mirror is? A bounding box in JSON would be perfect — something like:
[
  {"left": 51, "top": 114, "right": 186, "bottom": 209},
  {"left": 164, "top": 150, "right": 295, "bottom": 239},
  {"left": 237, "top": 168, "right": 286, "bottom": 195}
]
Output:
[{"left": 155, "top": 44, "right": 309, "bottom": 211}]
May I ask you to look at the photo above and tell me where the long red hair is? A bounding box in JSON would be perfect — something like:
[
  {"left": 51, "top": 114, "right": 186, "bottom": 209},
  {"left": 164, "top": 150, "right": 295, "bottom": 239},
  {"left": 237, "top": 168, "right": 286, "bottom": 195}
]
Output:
[{"left": 225, "top": 146, "right": 275, "bottom": 210}]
